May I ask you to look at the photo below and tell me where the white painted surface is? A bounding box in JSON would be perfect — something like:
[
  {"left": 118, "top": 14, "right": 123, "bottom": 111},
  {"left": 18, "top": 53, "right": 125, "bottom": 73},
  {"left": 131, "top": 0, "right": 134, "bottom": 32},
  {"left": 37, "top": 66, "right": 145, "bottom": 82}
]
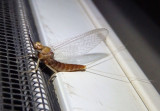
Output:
[
  {"left": 29, "top": 0, "right": 151, "bottom": 111},
  {"left": 80, "top": 1, "right": 160, "bottom": 111},
  {"left": 29, "top": 0, "right": 94, "bottom": 45}
]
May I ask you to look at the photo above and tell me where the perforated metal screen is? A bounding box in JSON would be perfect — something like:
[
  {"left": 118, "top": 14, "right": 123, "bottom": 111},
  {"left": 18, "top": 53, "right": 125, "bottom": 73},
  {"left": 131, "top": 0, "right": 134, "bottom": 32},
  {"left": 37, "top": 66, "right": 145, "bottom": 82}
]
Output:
[{"left": 0, "top": 0, "right": 60, "bottom": 110}]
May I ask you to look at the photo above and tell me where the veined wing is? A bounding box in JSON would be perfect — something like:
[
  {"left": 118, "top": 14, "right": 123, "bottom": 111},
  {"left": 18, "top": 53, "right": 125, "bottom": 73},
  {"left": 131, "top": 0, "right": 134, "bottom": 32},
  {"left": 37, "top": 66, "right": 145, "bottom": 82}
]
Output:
[
  {"left": 49, "top": 28, "right": 109, "bottom": 64},
  {"left": 55, "top": 53, "right": 108, "bottom": 65}
]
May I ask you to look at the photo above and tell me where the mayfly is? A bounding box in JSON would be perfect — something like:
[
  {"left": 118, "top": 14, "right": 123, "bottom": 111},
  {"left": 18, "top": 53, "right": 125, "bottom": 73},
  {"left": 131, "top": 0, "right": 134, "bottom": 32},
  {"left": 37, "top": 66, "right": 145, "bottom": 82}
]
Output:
[
  {"left": 30, "top": 28, "right": 109, "bottom": 82},
  {"left": 26, "top": 28, "right": 151, "bottom": 84}
]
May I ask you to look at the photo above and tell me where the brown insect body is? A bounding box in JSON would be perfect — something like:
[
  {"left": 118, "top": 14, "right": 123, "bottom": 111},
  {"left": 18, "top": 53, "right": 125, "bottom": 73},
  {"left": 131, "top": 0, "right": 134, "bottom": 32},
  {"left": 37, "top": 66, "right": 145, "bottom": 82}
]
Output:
[{"left": 34, "top": 42, "right": 86, "bottom": 72}]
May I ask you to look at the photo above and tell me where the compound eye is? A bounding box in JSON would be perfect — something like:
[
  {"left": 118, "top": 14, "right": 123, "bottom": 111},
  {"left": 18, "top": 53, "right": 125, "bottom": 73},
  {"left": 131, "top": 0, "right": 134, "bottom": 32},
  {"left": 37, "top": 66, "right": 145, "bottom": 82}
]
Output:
[{"left": 34, "top": 42, "right": 43, "bottom": 50}]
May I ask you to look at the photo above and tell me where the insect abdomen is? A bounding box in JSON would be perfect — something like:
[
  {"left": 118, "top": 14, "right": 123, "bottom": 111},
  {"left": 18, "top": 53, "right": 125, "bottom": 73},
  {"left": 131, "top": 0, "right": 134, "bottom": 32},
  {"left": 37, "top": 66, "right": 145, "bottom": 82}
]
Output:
[{"left": 48, "top": 59, "right": 86, "bottom": 72}]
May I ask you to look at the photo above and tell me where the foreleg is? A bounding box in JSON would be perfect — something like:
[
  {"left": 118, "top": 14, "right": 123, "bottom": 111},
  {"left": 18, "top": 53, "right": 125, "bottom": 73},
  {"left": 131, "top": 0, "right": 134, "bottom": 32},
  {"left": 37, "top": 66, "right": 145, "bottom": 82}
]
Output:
[
  {"left": 22, "top": 58, "right": 40, "bottom": 73},
  {"left": 46, "top": 65, "right": 58, "bottom": 83},
  {"left": 16, "top": 53, "right": 37, "bottom": 59}
]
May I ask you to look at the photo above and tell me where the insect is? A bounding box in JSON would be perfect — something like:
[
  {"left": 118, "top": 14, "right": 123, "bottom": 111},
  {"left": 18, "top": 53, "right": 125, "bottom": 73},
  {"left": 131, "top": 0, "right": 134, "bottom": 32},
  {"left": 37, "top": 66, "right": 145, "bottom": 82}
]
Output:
[
  {"left": 30, "top": 28, "right": 109, "bottom": 82},
  {"left": 25, "top": 28, "right": 151, "bottom": 85}
]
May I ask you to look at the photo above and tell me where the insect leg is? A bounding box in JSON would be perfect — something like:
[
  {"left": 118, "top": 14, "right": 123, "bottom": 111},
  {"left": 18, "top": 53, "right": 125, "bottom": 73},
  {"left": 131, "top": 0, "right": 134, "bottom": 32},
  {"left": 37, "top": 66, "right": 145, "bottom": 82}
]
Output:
[
  {"left": 22, "top": 58, "right": 40, "bottom": 73},
  {"left": 48, "top": 73, "right": 57, "bottom": 84},
  {"left": 16, "top": 53, "right": 37, "bottom": 59},
  {"left": 46, "top": 65, "right": 58, "bottom": 83},
  {"left": 30, "top": 58, "right": 40, "bottom": 72}
]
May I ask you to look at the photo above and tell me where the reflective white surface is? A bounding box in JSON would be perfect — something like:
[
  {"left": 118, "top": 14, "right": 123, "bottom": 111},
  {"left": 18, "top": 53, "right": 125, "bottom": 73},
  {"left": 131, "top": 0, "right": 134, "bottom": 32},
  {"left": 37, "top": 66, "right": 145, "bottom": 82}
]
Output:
[{"left": 29, "top": 0, "right": 148, "bottom": 111}]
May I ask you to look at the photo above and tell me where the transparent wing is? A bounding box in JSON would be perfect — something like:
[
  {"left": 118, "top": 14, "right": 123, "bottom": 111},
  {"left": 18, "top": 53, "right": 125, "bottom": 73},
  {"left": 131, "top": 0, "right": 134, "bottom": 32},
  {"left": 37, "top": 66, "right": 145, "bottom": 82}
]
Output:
[
  {"left": 49, "top": 28, "right": 109, "bottom": 63},
  {"left": 56, "top": 53, "right": 108, "bottom": 64}
]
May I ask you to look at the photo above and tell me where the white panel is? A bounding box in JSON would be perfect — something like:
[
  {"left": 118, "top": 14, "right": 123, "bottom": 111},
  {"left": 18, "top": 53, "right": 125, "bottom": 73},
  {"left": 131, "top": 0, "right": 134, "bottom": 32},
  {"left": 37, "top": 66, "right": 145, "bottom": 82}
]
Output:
[
  {"left": 29, "top": 0, "right": 94, "bottom": 45},
  {"left": 80, "top": 1, "right": 160, "bottom": 111},
  {"left": 29, "top": 0, "right": 148, "bottom": 111}
]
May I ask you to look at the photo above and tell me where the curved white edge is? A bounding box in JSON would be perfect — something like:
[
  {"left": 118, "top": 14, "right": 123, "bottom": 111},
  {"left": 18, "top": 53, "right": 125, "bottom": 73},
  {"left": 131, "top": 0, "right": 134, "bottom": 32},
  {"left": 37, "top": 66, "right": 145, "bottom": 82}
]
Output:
[
  {"left": 53, "top": 74, "right": 72, "bottom": 111},
  {"left": 79, "top": 0, "right": 160, "bottom": 111}
]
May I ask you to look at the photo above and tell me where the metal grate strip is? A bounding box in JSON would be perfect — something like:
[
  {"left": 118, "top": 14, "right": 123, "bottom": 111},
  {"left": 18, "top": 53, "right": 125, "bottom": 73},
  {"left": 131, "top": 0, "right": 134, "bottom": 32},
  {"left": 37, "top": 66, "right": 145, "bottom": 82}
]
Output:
[{"left": 0, "top": 0, "right": 61, "bottom": 111}]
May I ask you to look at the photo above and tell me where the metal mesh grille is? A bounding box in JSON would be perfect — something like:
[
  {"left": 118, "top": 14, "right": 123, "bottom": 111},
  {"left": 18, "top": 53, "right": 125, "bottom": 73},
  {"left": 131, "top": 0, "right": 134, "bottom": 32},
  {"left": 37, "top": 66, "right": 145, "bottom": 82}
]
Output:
[{"left": 0, "top": 0, "right": 60, "bottom": 111}]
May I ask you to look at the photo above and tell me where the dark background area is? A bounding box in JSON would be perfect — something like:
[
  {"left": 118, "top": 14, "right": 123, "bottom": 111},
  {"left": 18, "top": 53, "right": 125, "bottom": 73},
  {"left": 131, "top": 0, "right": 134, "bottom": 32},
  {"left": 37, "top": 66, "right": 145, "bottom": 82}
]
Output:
[{"left": 93, "top": 0, "right": 160, "bottom": 93}]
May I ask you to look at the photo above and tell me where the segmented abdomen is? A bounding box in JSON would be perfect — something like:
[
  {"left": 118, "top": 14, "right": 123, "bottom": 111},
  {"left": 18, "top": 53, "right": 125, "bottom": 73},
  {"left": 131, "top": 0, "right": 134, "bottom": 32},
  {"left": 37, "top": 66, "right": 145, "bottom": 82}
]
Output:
[{"left": 45, "top": 58, "right": 86, "bottom": 72}]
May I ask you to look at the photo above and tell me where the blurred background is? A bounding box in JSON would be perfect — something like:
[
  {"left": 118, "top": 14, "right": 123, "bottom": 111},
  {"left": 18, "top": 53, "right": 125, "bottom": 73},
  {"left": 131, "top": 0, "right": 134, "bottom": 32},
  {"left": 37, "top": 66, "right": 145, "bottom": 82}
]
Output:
[{"left": 93, "top": 0, "right": 160, "bottom": 93}]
